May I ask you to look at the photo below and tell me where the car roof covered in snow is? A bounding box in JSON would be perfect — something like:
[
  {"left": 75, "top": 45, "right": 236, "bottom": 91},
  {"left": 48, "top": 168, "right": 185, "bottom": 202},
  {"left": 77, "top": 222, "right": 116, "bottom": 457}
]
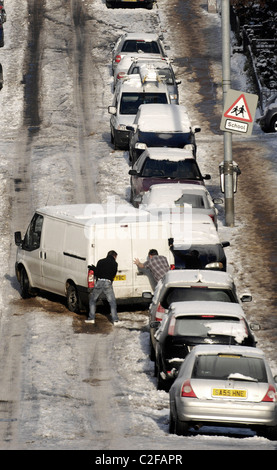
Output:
[{"left": 136, "top": 104, "right": 191, "bottom": 132}]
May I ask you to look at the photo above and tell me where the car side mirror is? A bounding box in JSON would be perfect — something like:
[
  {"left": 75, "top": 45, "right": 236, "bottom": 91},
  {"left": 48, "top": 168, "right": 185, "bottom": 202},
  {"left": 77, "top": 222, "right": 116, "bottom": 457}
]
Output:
[
  {"left": 240, "top": 294, "right": 252, "bottom": 302},
  {"left": 250, "top": 322, "right": 260, "bottom": 331},
  {"left": 108, "top": 106, "right": 117, "bottom": 115},
  {"left": 222, "top": 241, "right": 230, "bottom": 248},
  {"left": 129, "top": 169, "right": 138, "bottom": 175},
  {"left": 203, "top": 174, "right": 211, "bottom": 180},
  {"left": 14, "top": 231, "right": 22, "bottom": 246}
]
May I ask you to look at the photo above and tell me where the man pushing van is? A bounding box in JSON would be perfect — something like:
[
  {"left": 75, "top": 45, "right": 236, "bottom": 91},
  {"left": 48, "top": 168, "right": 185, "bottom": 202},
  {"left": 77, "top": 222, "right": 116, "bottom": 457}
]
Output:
[{"left": 86, "top": 250, "right": 119, "bottom": 325}]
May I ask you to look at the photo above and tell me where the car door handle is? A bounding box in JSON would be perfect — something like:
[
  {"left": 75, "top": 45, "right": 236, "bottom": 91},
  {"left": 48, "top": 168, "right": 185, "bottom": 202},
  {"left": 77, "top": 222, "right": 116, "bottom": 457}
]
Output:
[{"left": 39, "top": 251, "right": 46, "bottom": 260}]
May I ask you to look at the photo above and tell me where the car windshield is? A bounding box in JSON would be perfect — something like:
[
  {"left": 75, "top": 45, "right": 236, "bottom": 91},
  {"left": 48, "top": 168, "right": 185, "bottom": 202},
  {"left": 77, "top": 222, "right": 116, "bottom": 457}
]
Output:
[
  {"left": 162, "top": 287, "right": 236, "bottom": 308},
  {"left": 172, "top": 245, "right": 225, "bottom": 269},
  {"left": 175, "top": 194, "right": 206, "bottom": 208},
  {"left": 192, "top": 354, "right": 267, "bottom": 383},
  {"left": 141, "top": 158, "right": 200, "bottom": 179},
  {"left": 120, "top": 93, "right": 168, "bottom": 115},
  {"left": 121, "top": 40, "right": 161, "bottom": 54},
  {"left": 173, "top": 315, "right": 247, "bottom": 341},
  {"left": 138, "top": 131, "right": 193, "bottom": 148}
]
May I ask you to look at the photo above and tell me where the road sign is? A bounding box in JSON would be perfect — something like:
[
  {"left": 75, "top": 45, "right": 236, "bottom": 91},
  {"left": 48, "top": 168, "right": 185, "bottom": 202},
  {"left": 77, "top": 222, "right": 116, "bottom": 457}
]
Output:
[{"left": 220, "top": 89, "right": 258, "bottom": 136}]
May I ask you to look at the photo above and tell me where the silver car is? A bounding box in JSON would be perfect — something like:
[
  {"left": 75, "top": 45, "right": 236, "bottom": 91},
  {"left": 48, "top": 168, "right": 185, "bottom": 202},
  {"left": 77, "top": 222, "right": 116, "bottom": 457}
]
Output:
[
  {"left": 111, "top": 32, "right": 169, "bottom": 77},
  {"left": 138, "top": 183, "right": 223, "bottom": 229},
  {"left": 169, "top": 345, "right": 277, "bottom": 439}
]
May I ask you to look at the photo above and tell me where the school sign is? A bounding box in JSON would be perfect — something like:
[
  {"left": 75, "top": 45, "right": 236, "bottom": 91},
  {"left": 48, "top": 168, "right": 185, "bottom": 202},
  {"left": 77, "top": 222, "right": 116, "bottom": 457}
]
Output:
[{"left": 220, "top": 89, "right": 258, "bottom": 136}]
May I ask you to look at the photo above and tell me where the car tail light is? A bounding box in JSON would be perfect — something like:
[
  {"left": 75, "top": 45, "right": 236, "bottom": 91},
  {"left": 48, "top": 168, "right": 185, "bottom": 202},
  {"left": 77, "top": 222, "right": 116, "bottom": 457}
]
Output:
[
  {"left": 117, "top": 72, "right": 126, "bottom": 80},
  {"left": 209, "top": 214, "right": 215, "bottom": 223},
  {"left": 262, "top": 385, "right": 277, "bottom": 402},
  {"left": 181, "top": 380, "right": 197, "bottom": 398},
  {"left": 87, "top": 269, "right": 95, "bottom": 289},
  {"left": 115, "top": 55, "right": 121, "bottom": 64},
  {"left": 168, "top": 317, "right": 176, "bottom": 336},
  {"left": 156, "top": 303, "right": 165, "bottom": 321},
  {"left": 170, "top": 264, "right": 175, "bottom": 270}
]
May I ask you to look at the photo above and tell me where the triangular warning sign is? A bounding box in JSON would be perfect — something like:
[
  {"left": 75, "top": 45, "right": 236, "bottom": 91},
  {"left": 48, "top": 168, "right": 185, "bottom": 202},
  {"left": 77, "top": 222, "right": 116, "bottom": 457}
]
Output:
[{"left": 224, "top": 94, "right": 253, "bottom": 123}]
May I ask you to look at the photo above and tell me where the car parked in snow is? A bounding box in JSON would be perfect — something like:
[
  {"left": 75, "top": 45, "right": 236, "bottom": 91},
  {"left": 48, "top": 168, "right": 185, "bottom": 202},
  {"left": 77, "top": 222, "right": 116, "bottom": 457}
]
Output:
[
  {"left": 128, "top": 147, "right": 210, "bottom": 204},
  {"left": 108, "top": 76, "right": 170, "bottom": 150},
  {"left": 258, "top": 95, "right": 277, "bottom": 133},
  {"left": 137, "top": 183, "right": 223, "bottom": 229},
  {"left": 148, "top": 269, "right": 252, "bottom": 360},
  {"left": 127, "top": 104, "right": 201, "bottom": 164},
  {"left": 152, "top": 301, "right": 259, "bottom": 390},
  {"left": 106, "top": 0, "right": 154, "bottom": 10},
  {"left": 111, "top": 32, "right": 169, "bottom": 78},
  {"left": 115, "top": 56, "right": 180, "bottom": 103},
  {"left": 169, "top": 345, "right": 277, "bottom": 438}
]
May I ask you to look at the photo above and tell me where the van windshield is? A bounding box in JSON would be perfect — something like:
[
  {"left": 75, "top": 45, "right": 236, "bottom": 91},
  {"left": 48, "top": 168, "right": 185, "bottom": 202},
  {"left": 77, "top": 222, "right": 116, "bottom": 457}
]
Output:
[{"left": 120, "top": 93, "right": 168, "bottom": 115}]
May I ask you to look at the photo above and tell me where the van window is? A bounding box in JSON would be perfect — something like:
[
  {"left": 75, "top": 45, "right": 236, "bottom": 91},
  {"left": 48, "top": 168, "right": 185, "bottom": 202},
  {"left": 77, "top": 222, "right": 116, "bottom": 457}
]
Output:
[{"left": 23, "top": 213, "right": 43, "bottom": 251}]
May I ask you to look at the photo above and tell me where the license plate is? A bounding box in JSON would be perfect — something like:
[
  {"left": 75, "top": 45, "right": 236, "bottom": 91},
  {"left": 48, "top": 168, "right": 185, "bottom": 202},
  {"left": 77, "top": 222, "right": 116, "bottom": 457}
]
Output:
[
  {"left": 114, "top": 274, "right": 126, "bottom": 281},
  {"left": 212, "top": 388, "right": 247, "bottom": 399}
]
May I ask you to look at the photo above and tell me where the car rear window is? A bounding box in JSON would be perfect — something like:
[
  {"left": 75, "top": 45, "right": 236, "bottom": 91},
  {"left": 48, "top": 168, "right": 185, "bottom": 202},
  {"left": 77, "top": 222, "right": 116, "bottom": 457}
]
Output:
[
  {"left": 173, "top": 315, "right": 247, "bottom": 343},
  {"left": 138, "top": 131, "right": 193, "bottom": 148},
  {"left": 175, "top": 194, "right": 206, "bottom": 208},
  {"left": 141, "top": 158, "right": 201, "bottom": 179},
  {"left": 121, "top": 40, "right": 161, "bottom": 54},
  {"left": 192, "top": 354, "right": 267, "bottom": 382},
  {"left": 162, "top": 287, "right": 236, "bottom": 308},
  {"left": 120, "top": 93, "right": 168, "bottom": 115}
]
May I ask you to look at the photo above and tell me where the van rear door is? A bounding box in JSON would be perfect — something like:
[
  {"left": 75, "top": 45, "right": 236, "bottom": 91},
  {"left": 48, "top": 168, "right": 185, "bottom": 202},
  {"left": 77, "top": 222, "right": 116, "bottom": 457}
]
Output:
[{"left": 94, "top": 223, "right": 133, "bottom": 298}]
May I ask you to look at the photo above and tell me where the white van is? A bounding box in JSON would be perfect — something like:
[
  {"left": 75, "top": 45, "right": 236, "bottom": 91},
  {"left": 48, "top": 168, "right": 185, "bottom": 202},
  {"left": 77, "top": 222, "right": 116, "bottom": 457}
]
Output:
[
  {"left": 108, "top": 73, "right": 170, "bottom": 150},
  {"left": 14, "top": 203, "right": 173, "bottom": 312}
]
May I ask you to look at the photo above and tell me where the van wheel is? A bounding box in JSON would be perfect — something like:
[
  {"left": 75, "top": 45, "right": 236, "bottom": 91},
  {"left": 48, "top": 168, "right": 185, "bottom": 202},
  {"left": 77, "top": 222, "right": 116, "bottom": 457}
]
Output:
[
  {"left": 20, "top": 268, "right": 31, "bottom": 299},
  {"left": 66, "top": 284, "right": 80, "bottom": 313}
]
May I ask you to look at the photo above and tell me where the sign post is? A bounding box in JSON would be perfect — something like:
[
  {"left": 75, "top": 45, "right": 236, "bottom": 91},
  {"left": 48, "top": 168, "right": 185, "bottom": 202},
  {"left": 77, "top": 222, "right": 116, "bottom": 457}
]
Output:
[{"left": 221, "top": 0, "right": 234, "bottom": 227}]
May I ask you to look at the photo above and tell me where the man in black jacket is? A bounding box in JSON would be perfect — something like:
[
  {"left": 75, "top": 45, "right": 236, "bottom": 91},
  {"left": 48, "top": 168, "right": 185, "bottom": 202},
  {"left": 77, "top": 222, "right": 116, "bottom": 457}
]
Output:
[{"left": 85, "top": 250, "right": 119, "bottom": 325}]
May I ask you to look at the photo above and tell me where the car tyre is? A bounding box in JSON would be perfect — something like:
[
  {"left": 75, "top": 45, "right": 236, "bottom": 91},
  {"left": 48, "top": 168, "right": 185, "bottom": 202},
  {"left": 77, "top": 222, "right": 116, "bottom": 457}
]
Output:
[
  {"left": 269, "top": 116, "right": 277, "bottom": 132},
  {"left": 66, "top": 284, "right": 80, "bottom": 313},
  {"left": 20, "top": 267, "right": 31, "bottom": 299}
]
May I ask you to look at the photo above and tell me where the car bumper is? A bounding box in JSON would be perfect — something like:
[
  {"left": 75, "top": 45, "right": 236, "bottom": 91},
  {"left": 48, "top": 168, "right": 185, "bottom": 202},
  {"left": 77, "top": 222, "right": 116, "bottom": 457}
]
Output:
[{"left": 175, "top": 397, "right": 277, "bottom": 427}]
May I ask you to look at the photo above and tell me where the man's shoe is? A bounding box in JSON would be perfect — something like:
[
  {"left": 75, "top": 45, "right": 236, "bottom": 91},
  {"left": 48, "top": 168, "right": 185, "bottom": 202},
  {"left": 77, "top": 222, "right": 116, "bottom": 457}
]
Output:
[
  {"left": 113, "top": 320, "right": 120, "bottom": 325},
  {"left": 85, "top": 319, "right": 95, "bottom": 324}
]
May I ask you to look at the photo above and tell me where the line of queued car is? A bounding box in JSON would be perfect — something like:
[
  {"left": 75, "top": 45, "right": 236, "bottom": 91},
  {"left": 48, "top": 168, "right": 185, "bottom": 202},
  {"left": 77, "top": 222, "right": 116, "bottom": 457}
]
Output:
[{"left": 107, "top": 15, "right": 277, "bottom": 440}]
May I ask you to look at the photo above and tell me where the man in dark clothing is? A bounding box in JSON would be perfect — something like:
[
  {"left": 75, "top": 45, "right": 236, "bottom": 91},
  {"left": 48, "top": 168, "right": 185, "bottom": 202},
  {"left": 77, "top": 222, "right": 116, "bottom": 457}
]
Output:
[{"left": 86, "top": 250, "right": 119, "bottom": 325}]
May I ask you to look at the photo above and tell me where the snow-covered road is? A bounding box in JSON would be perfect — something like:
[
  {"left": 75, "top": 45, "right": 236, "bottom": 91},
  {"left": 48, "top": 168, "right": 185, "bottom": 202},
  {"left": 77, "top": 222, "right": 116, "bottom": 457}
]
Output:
[{"left": 0, "top": 0, "right": 276, "bottom": 450}]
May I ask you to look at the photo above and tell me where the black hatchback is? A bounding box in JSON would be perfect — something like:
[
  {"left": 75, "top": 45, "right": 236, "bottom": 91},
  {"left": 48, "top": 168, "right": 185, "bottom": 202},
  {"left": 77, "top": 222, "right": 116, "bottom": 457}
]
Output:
[{"left": 152, "top": 301, "right": 259, "bottom": 391}]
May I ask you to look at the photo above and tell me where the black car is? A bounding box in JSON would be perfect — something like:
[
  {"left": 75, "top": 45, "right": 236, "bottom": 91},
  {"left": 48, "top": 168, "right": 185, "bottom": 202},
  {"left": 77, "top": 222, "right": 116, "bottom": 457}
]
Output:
[
  {"left": 259, "top": 96, "right": 277, "bottom": 133},
  {"left": 106, "top": 0, "right": 154, "bottom": 9},
  {"left": 152, "top": 301, "right": 259, "bottom": 391},
  {"left": 127, "top": 103, "right": 201, "bottom": 164}
]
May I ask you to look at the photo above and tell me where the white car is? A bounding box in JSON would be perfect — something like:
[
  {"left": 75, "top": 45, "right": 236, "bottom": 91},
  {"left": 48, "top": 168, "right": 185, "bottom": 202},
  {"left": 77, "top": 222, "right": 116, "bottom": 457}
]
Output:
[
  {"left": 111, "top": 32, "right": 170, "bottom": 78},
  {"left": 138, "top": 183, "right": 223, "bottom": 229}
]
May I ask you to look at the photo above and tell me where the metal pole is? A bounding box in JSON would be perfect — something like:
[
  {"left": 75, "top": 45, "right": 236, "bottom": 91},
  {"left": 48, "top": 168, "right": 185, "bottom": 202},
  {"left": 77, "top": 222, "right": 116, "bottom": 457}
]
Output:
[{"left": 221, "top": 0, "right": 234, "bottom": 226}]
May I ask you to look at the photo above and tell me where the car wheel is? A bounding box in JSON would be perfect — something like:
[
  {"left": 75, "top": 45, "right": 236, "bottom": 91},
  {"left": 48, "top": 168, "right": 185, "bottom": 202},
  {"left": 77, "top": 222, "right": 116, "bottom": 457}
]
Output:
[
  {"left": 169, "top": 411, "right": 176, "bottom": 434},
  {"left": 157, "top": 361, "right": 170, "bottom": 391},
  {"left": 175, "top": 417, "right": 189, "bottom": 436},
  {"left": 66, "top": 284, "right": 80, "bottom": 313},
  {"left": 20, "top": 267, "right": 31, "bottom": 299},
  {"left": 269, "top": 116, "right": 277, "bottom": 132}
]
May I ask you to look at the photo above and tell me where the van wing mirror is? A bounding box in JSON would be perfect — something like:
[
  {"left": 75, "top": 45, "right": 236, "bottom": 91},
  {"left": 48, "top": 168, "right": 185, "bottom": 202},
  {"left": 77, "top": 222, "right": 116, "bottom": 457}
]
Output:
[
  {"left": 14, "top": 231, "right": 22, "bottom": 246},
  {"left": 108, "top": 106, "right": 117, "bottom": 115}
]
